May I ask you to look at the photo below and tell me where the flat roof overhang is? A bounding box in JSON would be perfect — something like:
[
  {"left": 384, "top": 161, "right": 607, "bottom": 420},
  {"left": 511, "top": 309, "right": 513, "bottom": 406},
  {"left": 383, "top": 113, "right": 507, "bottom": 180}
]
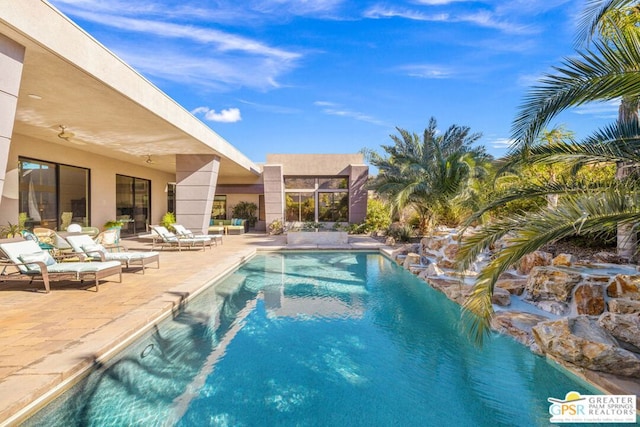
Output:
[{"left": 0, "top": 1, "right": 261, "bottom": 183}]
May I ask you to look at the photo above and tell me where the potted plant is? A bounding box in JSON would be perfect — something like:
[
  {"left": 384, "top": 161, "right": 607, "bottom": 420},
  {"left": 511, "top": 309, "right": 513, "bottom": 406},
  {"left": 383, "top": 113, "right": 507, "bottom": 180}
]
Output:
[
  {"left": 103, "top": 220, "right": 124, "bottom": 230},
  {"left": 1, "top": 222, "right": 22, "bottom": 238}
]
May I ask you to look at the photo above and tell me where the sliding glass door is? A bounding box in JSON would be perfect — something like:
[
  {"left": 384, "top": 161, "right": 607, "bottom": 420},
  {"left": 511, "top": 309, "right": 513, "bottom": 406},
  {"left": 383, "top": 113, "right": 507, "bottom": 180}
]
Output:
[
  {"left": 116, "top": 175, "right": 150, "bottom": 236},
  {"left": 18, "top": 158, "right": 89, "bottom": 230}
]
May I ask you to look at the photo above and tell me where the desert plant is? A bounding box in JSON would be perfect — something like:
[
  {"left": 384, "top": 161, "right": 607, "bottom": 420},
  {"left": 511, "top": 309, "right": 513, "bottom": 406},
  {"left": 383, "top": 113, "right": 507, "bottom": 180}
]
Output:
[
  {"left": 386, "top": 223, "right": 414, "bottom": 242},
  {"left": 268, "top": 218, "right": 284, "bottom": 235},
  {"left": 1, "top": 222, "right": 23, "bottom": 238},
  {"left": 160, "top": 212, "right": 176, "bottom": 232}
]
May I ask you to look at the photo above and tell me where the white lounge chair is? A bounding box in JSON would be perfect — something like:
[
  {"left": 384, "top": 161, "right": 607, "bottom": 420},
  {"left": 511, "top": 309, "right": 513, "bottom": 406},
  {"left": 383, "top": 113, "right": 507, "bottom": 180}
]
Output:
[
  {"left": 66, "top": 234, "right": 160, "bottom": 274},
  {"left": 150, "top": 225, "right": 211, "bottom": 251},
  {"left": 172, "top": 224, "right": 223, "bottom": 246},
  {"left": 0, "top": 240, "right": 122, "bottom": 292}
]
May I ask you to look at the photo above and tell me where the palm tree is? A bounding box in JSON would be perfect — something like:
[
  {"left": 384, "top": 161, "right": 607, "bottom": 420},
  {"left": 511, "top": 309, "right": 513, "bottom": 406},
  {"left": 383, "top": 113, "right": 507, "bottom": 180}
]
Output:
[
  {"left": 364, "top": 117, "right": 489, "bottom": 232},
  {"left": 459, "top": 2, "right": 640, "bottom": 343}
]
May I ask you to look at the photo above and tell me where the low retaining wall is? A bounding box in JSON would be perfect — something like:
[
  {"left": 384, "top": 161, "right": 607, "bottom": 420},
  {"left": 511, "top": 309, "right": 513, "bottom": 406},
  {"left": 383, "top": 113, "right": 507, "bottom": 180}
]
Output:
[{"left": 287, "top": 231, "right": 349, "bottom": 245}]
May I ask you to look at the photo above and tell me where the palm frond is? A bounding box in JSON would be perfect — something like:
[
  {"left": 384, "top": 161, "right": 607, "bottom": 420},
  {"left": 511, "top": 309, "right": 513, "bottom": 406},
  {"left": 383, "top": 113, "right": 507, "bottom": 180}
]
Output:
[
  {"left": 461, "top": 186, "right": 640, "bottom": 344},
  {"left": 512, "top": 33, "right": 640, "bottom": 149}
]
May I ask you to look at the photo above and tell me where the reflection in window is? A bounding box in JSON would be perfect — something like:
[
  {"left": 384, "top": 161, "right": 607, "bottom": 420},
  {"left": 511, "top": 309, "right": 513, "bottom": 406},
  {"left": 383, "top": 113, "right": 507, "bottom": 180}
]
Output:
[
  {"left": 284, "top": 177, "right": 316, "bottom": 189},
  {"left": 116, "top": 175, "right": 150, "bottom": 236},
  {"left": 19, "top": 158, "right": 89, "bottom": 230},
  {"left": 212, "top": 195, "right": 226, "bottom": 219},
  {"left": 284, "top": 176, "right": 349, "bottom": 223},
  {"left": 318, "top": 192, "right": 348, "bottom": 222},
  {"left": 286, "top": 192, "right": 315, "bottom": 222},
  {"left": 318, "top": 178, "right": 348, "bottom": 189},
  {"left": 167, "top": 183, "right": 176, "bottom": 214}
]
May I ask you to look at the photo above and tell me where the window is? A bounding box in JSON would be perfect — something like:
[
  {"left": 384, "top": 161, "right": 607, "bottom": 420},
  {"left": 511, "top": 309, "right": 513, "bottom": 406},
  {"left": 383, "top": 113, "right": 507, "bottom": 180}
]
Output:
[
  {"left": 166, "top": 183, "right": 176, "bottom": 214},
  {"left": 116, "top": 175, "right": 150, "bottom": 236},
  {"left": 284, "top": 176, "right": 349, "bottom": 222},
  {"left": 212, "top": 195, "right": 227, "bottom": 219},
  {"left": 318, "top": 192, "right": 348, "bottom": 222},
  {"left": 286, "top": 192, "right": 315, "bottom": 222},
  {"left": 19, "top": 158, "right": 90, "bottom": 230},
  {"left": 258, "top": 195, "right": 265, "bottom": 222}
]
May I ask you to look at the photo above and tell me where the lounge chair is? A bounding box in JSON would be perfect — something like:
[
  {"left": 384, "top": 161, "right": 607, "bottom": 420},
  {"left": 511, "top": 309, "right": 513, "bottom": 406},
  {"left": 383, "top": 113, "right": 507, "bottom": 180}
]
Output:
[
  {"left": 21, "top": 229, "right": 73, "bottom": 255},
  {"left": 172, "top": 224, "right": 223, "bottom": 246},
  {"left": 149, "top": 225, "right": 211, "bottom": 251},
  {"left": 66, "top": 234, "right": 160, "bottom": 274},
  {"left": 0, "top": 240, "right": 122, "bottom": 292}
]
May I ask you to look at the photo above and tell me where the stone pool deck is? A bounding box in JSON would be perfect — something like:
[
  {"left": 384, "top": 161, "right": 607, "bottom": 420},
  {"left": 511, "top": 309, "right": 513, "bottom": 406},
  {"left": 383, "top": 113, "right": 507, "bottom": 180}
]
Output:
[{"left": 0, "top": 233, "right": 384, "bottom": 425}]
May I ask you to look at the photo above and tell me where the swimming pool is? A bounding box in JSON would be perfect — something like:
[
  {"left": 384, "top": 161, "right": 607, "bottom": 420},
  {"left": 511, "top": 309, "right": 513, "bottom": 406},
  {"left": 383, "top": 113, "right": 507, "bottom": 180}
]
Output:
[{"left": 25, "top": 252, "right": 597, "bottom": 426}]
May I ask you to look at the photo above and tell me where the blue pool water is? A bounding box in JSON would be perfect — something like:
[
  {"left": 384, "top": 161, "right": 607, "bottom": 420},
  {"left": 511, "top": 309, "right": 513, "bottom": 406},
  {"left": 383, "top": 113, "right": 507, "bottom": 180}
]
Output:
[{"left": 26, "top": 252, "right": 600, "bottom": 426}]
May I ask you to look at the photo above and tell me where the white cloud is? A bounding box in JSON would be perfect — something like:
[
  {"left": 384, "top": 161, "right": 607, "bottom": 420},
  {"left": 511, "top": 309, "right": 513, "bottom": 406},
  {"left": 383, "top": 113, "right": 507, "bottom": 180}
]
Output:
[
  {"left": 363, "top": 6, "right": 449, "bottom": 22},
  {"left": 192, "top": 107, "right": 242, "bottom": 122},
  {"left": 488, "top": 137, "right": 515, "bottom": 150},
  {"left": 314, "top": 101, "right": 386, "bottom": 126},
  {"left": 414, "top": 0, "right": 471, "bottom": 5},
  {"left": 400, "top": 64, "right": 454, "bottom": 79},
  {"left": 364, "top": 3, "right": 538, "bottom": 35},
  {"left": 572, "top": 100, "right": 619, "bottom": 119}
]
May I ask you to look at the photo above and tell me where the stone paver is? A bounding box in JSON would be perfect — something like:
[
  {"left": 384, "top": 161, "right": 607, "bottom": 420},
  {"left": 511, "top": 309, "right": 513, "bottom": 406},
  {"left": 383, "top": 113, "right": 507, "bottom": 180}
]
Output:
[{"left": 0, "top": 233, "right": 382, "bottom": 425}]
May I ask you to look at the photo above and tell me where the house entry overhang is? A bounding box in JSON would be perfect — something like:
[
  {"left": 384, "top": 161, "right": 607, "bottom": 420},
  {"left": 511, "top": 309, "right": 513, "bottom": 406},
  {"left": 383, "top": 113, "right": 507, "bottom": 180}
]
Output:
[{"left": 0, "top": 1, "right": 260, "bottom": 182}]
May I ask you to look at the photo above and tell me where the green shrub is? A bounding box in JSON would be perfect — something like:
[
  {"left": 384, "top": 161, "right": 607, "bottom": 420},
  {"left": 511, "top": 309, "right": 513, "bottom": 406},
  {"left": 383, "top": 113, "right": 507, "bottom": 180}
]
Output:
[
  {"left": 160, "top": 212, "right": 176, "bottom": 232},
  {"left": 364, "top": 199, "right": 391, "bottom": 233},
  {"left": 387, "top": 223, "right": 414, "bottom": 242},
  {"left": 231, "top": 201, "right": 258, "bottom": 227}
]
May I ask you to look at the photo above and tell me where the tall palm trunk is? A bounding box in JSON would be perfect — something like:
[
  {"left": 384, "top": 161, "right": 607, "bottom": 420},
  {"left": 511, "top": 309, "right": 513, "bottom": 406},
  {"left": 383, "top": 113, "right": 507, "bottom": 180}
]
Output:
[{"left": 616, "top": 96, "right": 639, "bottom": 261}]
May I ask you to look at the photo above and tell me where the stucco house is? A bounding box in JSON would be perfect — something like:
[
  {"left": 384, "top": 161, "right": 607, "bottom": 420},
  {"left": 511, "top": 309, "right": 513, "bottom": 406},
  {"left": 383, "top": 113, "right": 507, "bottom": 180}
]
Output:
[{"left": 0, "top": 2, "right": 367, "bottom": 237}]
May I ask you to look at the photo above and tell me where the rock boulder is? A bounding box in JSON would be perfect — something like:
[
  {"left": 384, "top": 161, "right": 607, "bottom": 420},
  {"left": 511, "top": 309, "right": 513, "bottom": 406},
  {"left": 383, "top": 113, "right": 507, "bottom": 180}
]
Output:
[
  {"left": 608, "top": 298, "right": 640, "bottom": 314},
  {"left": 517, "top": 251, "right": 552, "bottom": 275},
  {"left": 532, "top": 316, "right": 640, "bottom": 378},
  {"left": 607, "top": 274, "right": 640, "bottom": 300},
  {"left": 598, "top": 312, "right": 640, "bottom": 352},
  {"left": 524, "top": 266, "right": 582, "bottom": 311},
  {"left": 574, "top": 284, "right": 605, "bottom": 316}
]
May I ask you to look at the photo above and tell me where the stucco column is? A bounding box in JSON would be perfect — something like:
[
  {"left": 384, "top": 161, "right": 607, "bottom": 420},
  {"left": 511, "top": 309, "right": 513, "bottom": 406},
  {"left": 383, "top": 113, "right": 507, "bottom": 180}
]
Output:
[
  {"left": 0, "top": 34, "right": 25, "bottom": 212},
  {"left": 175, "top": 154, "right": 220, "bottom": 234},
  {"left": 348, "top": 164, "right": 368, "bottom": 223},
  {"left": 263, "top": 164, "right": 284, "bottom": 227}
]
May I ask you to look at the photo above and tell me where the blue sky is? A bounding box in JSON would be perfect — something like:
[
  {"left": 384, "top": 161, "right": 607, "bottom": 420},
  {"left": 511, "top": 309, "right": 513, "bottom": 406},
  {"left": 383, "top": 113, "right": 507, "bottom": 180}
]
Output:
[{"left": 48, "top": 0, "right": 619, "bottom": 163}]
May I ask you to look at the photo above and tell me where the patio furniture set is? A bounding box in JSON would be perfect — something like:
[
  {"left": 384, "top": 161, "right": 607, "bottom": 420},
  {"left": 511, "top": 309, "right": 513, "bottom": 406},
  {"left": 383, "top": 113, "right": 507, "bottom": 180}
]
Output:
[{"left": 0, "top": 224, "right": 223, "bottom": 293}]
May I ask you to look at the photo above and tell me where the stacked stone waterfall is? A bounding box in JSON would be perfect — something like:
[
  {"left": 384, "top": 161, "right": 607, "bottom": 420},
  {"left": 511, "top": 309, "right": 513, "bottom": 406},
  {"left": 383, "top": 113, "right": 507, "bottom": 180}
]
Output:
[{"left": 390, "top": 227, "right": 640, "bottom": 384}]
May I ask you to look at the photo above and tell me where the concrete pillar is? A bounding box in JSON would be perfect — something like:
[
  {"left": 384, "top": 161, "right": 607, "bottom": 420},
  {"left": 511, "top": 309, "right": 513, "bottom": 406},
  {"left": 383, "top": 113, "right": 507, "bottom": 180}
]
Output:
[
  {"left": 175, "top": 154, "right": 220, "bottom": 234},
  {"left": 0, "top": 34, "right": 25, "bottom": 217},
  {"left": 348, "top": 164, "right": 368, "bottom": 223},
  {"left": 263, "top": 164, "right": 284, "bottom": 227}
]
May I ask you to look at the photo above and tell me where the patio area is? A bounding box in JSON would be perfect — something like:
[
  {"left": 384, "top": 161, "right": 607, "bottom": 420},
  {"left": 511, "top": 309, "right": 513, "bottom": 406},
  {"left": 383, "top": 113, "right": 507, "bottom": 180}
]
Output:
[{"left": 0, "top": 233, "right": 384, "bottom": 425}]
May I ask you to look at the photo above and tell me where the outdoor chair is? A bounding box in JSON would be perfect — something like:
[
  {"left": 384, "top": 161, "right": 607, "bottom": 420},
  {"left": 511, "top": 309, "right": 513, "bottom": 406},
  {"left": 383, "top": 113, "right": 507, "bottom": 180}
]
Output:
[
  {"left": 0, "top": 239, "right": 122, "bottom": 292},
  {"left": 66, "top": 234, "right": 160, "bottom": 274},
  {"left": 21, "top": 229, "right": 73, "bottom": 256},
  {"left": 150, "top": 225, "right": 211, "bottom": 251},
  {"left": 172, "top": 224, "right": 222, "bottom": 246}
]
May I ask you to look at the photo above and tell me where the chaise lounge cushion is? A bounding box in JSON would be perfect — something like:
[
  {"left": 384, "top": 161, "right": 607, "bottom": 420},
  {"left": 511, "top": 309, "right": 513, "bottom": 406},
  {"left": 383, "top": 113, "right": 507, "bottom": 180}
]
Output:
[
  {"left": 2, "top": 240, "right": 121, "bottom": 276},
  {"left": 19, "top": 251, "right": 56, "bottom": 271}
]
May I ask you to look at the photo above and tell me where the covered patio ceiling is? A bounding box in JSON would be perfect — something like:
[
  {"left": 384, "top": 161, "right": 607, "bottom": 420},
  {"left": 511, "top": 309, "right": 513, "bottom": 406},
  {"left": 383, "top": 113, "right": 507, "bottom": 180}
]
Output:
[{"left": 1, "top": 2, "right": 261, "bottom": 183}]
